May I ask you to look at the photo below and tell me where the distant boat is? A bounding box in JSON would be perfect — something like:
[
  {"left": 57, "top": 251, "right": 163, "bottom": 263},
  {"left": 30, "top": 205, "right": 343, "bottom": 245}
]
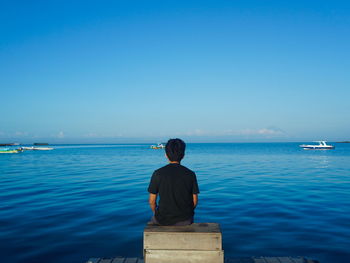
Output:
[
  {"left": 21, "top": 147, "right": 35, "bottom": 150},
  {"left": 0, "top": 148, "right": 22, "bottom": 154},
  {"left": 33, "top": 147, "right": 53, "bottom": 151},
  {"left": 21, "top": 146, "right": 53, "bottom": 151},
  {"left": 150, "top": 143, "right": 166, "bottom": 149},
  {"left": 299, "top": 141, "right": 335, "bottom": 150}
]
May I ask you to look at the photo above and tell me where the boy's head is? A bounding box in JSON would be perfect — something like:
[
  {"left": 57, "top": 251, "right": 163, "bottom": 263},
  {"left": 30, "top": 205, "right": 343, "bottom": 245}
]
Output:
[{"left": 165, "top": 138, "right": 186, "bottom": 162}]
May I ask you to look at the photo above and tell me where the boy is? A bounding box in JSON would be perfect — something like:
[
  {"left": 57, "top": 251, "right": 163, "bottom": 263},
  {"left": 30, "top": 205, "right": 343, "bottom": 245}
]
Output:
[{"left": 148, "top": 138, "right": 199, "bottom": 226}]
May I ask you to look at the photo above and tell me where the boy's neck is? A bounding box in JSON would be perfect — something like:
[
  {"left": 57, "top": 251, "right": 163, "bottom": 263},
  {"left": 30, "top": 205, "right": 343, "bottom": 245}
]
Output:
[{"left": 169, "top": 161, "right": 180, "bottom": 164}]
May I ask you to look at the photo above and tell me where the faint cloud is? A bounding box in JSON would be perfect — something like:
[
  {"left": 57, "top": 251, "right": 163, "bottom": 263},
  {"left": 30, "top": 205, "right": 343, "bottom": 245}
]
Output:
[
  {"left": 0, "top": 131, "right": 33, "bottom": 140},
  {"left": 238, "top": 127, "right": 285, "bottom": 136},
  {"left": 175, "top": 127, "right": 286, "bottom": 137},
  {"left": 57, "top": 131, "right": 65, "bottom": 138},
  {"left": 82, "top": 132, "right": 125, "bottom": 138},
  {"left": 184, "top": 129, "right": 206, "bottom": 136},
  {"left": 258, "top": 128, "right": 284, "bottom": 135},
  {"left": 14, "top": 131, "right": 28, "bottom": 136},
  {"left": 83, "top": 132, "right": 99, "bottom": 138},
  {"left": 182, "top": 126, "right": 286, "bottom": 138}
]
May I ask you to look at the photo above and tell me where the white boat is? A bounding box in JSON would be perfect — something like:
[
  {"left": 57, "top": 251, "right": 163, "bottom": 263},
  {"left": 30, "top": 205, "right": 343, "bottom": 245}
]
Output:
[
  {"left": 21, "top": 146, "right": 34, "bottom": 150},
  {"left": 32, "top": 147, "right": 53, "bottom": 151},
  {"left": 299, "top": 141, "right": 335, "bottom": 150},
  {"left": 21, "top": 146, "right": 53, "bottom": 151},
  {"left": 150, "top": 143, "right": 165, "bottom": 149}
]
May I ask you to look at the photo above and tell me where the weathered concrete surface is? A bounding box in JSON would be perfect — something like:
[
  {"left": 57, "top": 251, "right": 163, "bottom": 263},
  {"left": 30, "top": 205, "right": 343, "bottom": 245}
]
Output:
[
  {"left": 144, "top": 223, "right": 224, "bottom": 263},
  {"left": 144, "top": 249, "right": 224, "bottom": 263},
  {"left": 144, "top": 223, "right": 222, "bottom": 250}
]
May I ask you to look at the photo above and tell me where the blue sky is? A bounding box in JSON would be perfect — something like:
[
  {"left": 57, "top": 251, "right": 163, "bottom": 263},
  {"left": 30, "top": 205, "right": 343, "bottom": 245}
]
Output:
[{"left": 1, "top": 0, "right": 349, "bottom": 143}]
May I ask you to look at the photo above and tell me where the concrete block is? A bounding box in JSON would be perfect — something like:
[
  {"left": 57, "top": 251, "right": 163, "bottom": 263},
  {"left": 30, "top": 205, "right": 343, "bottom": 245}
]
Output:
[
  {"left": 144, "top": 223, "right": 222, "bottom": 250},
  {"left": 145, "top": 249, "right": 224, "bottom": 263}
]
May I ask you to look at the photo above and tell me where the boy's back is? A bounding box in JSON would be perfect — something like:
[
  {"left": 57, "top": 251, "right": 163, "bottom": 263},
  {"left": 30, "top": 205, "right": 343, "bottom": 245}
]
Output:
[
  {"left": 147, "top": 138, "right": 199, "bottom": 226},
  {"left": 148, "top": 163, "right": 199, "bottom": 225}
]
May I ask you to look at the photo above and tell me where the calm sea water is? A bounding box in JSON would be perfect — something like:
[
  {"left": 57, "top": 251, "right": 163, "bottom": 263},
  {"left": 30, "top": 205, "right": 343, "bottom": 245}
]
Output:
[{"left": 1, "top": 143, "right": 350, "bottom": 263}]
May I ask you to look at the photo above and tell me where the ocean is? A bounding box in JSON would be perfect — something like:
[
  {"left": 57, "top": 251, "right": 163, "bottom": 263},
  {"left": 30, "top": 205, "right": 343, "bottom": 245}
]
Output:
[{"left": 1, "top": 143, "right": 350, "bottom": 263}]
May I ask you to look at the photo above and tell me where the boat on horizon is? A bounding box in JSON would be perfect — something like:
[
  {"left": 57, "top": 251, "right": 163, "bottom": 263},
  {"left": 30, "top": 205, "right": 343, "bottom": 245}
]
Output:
[
  {"left": 299, "top": 141, "right": 335, "bottom": 150},
  {"left": 150, "top": 143, "right": 166, "bottom": 149},
  {"left": 0, "top": 148, "right": 23, "bottom": 154},
  {"left": 32, "top": 147, "right": 53, "bottom": 151},
  {"left": 20, "top": 146, "right": 53, "bottom": 151}
]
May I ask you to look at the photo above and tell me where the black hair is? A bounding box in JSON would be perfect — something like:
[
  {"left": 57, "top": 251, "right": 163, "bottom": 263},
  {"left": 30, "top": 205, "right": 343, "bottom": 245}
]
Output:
[{"left": 165, "top": 138, "right": 186, "bottom": 162}]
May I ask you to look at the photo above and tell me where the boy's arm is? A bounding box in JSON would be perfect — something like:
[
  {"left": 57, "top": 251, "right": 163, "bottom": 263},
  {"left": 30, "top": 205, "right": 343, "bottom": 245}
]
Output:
[
  {"left": 149, "top": 193, "right": 157, "bottom": 213},
  {"left": 193, "top": 194, "right": 198, "bottom": 209}
]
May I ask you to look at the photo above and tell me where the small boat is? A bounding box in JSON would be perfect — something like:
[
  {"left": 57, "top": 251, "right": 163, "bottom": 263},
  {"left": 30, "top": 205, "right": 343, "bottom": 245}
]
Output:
[
  {"left": 0, "top": 148, "right": 21, "bottom": 154},
  {"left": 21, "top": 146, "right": 35, "bottom": 150},
  {"left": 32, "top": 147, "right": 53, "bottom": 151},
  {"left": 299, "top": 141, "right": 335, "bottom": 150},
  {"left": 150, "top": 143, "right": 165, "bottom": 149},
  {"left": 20, "top": 146, "right": 53, "bottom": 151}
]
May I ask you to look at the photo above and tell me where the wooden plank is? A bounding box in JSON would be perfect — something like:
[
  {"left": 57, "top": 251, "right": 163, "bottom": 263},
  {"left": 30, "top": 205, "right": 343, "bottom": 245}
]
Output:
[
  {"left": 86, "top": 256, "right": 314, "bottom": 263},
  {"left": 225, "top": 258, "right": 254, "bottom": 263},
  {"left": 124, "top": 258, "right": 138, "bottom": 263},
  {"left": 253, "top": 257, "right": 267, "bottom": 263},
  {"left": 277, "top": 257, "right": 295, "bottom": 263},
  {"left": 289, "top": 258, "right": 305, "bottom": 263},
  {"left": 239, "top": 259, "right": 255, "bottom": 263},
  {"left": 263, "top": 257, "right": 280, "bottom": 263},
  {"left": 111, "top": 257, "right": 125, "bottom": 263}
]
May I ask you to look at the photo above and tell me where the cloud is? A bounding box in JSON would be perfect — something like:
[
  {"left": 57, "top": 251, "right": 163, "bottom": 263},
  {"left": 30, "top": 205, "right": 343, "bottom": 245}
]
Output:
[
  {"left": 183, "top": 129, "right": 206, "bottom": 136},
  {"left": 82, "top": 132, "right": 126, "bottom": 138},
  {"left": 180, "top": 126, "right": 287, "bottom": 138},
  {"left": 258, "top": 128, "right": 283, "bottom": 135},
  {"left": 83, "top": 132, "right": 99, "bottom": 138},
  {"left": 57, "top": 131, "right": 65, "bottom": 138},
  {"left": 238, "top": 127, "right": 285, "bottom": 136},
  {"left": 0, "top": 131, "right": 30, "bottom": 138},
  {"left": 14, "top": 131, "right": 28, "bottom": 136}
]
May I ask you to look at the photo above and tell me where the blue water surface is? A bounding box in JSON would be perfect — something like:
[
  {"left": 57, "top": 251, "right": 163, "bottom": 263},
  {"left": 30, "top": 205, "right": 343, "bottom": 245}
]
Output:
[{"left": 1, "top": 143, "right": 350, "bottom": 263}]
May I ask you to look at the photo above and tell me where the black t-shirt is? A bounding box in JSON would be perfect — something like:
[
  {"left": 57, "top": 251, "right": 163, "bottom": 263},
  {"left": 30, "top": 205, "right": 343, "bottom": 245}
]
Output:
[{"left": 148, "top": 163, "right": 200, "bottom": 226}]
